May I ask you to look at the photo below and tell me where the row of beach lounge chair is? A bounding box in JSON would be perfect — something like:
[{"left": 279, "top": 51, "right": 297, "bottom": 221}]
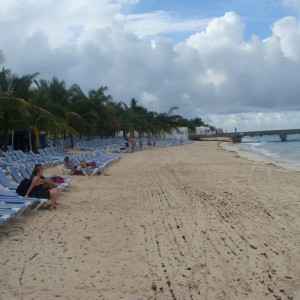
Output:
[
  {"left": 0, "top": 161, "right": 72, "bottom": 225},
  {"left": 0, "top": 145, "right": 122, "bottom": 225},
  {"left": 0, "top": 136, "right": 190, "bottom": 225},
  {"left": 73, "top": 137, "right": 192, "bottom": 152},
  {"left": 59, "top": 149, "right": 121, "bottom": 176}
]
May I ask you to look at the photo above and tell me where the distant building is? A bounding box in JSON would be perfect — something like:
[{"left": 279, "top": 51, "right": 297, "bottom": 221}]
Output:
[{"left": 196, "top": 126, "right": 210, "bottom": 134}]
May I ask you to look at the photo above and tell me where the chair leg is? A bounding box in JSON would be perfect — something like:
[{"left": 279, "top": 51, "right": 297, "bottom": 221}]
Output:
[
  {"left": 34, "top": 199, "right": 48, "bottom": 210},
  {"left": 91, "top": 168, "right": 99, "bottom": 176}
]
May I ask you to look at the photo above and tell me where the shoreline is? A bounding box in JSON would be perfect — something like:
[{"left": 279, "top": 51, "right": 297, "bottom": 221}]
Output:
[
  {"left": 1, "top": 141, "right": 300, "bottom": 299},
  {"left": 221, "top": 141, "right": 300, "bottom": 172}
]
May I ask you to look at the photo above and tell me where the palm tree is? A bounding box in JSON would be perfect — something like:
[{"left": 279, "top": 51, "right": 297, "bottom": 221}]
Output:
[
  {"left": 186, "top": 117, "right": 208, "bottom": 132},
  {"left": 0, "top": 93, "right": 30, "bottom": 150},
  {"left": 10, "top": 103, "right": 56, "bottom": 151},
  {"left": 0, "top": 59, "right": 214, "bottom": 147},
  {"left": 117, "top": 98, "right": 155, "bottom": 137},
  {"left": 68, "top": 84, "right": 117, "bottom": 138},
  {"left": 118, "top": 101, "right": 138, "bottom": 137},
  {"left": 68, "top": 84, "right": 100, "bottom": 137},
  {"left": 40, "top": 77, "right": 70, "bottom": 126},
  {"left": 0, "top": 68, "right": 41, "bottom": 150},
  {"left": 33, "top": 79, "right": 86, "bottom": 146},
  {"left": 88, "top": 86, "right": 114, "bottom": 137},
  {"left": 167, "top": 106, "right": 179, "bottom": 116},
  {"left": 0, "top": 70, "right": 70, "bottom": 151},
  {"left": 30, "top": 78, "right": 81, "bottom": 147}
]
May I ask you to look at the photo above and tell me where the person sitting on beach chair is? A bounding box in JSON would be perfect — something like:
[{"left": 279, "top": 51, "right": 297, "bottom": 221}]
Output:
[{"left": 25, "top": 165, "right": 59, "bottom": 210}]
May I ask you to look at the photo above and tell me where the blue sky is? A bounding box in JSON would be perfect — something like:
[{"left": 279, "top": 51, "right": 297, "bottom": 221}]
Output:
[
  {"left": 128, "top": 0, "right": 292, "bottom": 40},
  {"left": 1, "top": 0, "right": 300, "bottom": 132}
]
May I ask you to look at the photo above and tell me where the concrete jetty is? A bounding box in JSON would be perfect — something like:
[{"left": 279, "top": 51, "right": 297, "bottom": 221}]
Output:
[{"left": 189, "top": 128, "right": 300, "bottom": 142}]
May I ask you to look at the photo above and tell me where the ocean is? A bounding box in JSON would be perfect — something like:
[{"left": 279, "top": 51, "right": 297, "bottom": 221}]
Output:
[{"left": 230, "top": 133, "right": 300, "bottom": 169}]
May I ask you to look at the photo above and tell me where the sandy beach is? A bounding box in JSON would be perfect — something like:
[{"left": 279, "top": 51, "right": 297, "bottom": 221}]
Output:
[{"left": 0, "top": 141, "right": 300, "bottom": 300}]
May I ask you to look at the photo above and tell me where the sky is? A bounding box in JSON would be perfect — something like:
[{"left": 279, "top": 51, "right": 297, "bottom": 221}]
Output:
[{"left": 1, "top": 0, "right": 300, "bottom": 132}]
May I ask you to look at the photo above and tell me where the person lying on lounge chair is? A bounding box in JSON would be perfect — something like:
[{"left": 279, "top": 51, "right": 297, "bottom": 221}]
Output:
[
  {"left": 79, "top": 160, "right": 96, "bottom": 169},
  {"left": 64, "top": 157, "right": 93, "bottom": 175}
]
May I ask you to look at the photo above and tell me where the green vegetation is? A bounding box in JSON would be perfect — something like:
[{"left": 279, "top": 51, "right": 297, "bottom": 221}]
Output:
[{"left": 0, "top": 50, "right": 211, "bottom": 151}]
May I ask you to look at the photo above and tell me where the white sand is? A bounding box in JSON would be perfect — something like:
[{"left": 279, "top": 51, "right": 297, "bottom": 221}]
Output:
[{"left": 0, "top": 142, "right": 300, "bottom": 299}]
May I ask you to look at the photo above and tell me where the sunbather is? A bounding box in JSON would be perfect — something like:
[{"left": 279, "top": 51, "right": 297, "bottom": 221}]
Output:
[
  {"left": 79, "top": 160, "right": 95, "bottom": 169},
  {"left": 25, "top": 165, "right": 59, "bottom": 210},
  {"left": 64, "top": 157, "right": 92, "bottom": 175}
]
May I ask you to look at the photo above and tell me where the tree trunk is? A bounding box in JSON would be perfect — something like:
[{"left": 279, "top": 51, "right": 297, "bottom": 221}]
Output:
[
  {"left": 32, "top": 128, "right": 40, "bottom": 153},
  {"left": 70, "top": 134, "right": 74, "bottom": 147},
  {"left": 3, "top": 114, "right": 9, "bottom": 151}
]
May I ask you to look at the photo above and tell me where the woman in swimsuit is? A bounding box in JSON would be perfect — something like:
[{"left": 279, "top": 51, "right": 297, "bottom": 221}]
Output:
[{"left": 25, "top": 165, "right": 59, "bottom": 210}]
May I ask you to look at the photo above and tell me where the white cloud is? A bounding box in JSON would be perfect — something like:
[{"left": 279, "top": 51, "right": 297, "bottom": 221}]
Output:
[
  {"left": 272, "top": 16, "right": 300, "bottom": 61},
  {"left": 204, "top": 111, "right": 300, "bottom": 132},
  {"left": 186, "top": 11, "right": 245, "bottom": 49},
  {"left": 123, "top": 11, "right": 209, "bottom": 38},
  {"left": 1, "top": 0, "right": 300, "bottom": 131},
  {"left": 0, "top": 0, "right": 122, "bottom": 47},
  {"left": 140, "top": 91, "right": 159, "bottom": 111},
  {"left": 282, "top": 0, "right": 300, "bottom": 12}
]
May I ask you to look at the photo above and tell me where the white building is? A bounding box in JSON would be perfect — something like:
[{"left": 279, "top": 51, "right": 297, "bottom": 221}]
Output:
[{"left": 196, "top": 126, "right": 210, "bottom": 134}]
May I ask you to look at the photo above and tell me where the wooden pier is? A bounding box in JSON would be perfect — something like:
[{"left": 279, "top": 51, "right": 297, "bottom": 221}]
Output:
[{"left": 189, "top": 128, "right": 300, "bottom": 143}]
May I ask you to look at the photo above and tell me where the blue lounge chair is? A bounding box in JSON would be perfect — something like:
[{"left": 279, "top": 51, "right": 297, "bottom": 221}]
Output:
[
  {"left": 14, "top": 150, "right": 43, "bottom": 164},
  {"left": 0, "top": 188, "right": 48, "bottom": 210},
  {"left": 7, "top": 166, "right": 23, "bottom": 184},
  {"left": 0, "top": 197, "right": 38, "bottom": 208},
  {"left": 70, "top": 157, "right": 102, "bottom": 176},
  {"left": 18, "top": 165, "right": 31, "bottom": 179},
  {"left": 0, "top": 203, "right": 27, "bottom": 215},
  {"left": 22, "top": 164, "right": 70, "bottom": 191},
  {"left": 38, "top": 149, "right": 61, "bottom": 164},
  {"left": 29, "top": 151, "right": 55, "bottom": 166},
  {"left": 0, "top": 199, "right": 31, "bottom": 224},
  {"left": 0, "top": 168, "right": 18, "bottom": 190},
  {"left": 0, "top": 209, "right": 18, "bottom": 224},
  {"left": 2, "top": 151, "right": 20, "bottom": 165}
]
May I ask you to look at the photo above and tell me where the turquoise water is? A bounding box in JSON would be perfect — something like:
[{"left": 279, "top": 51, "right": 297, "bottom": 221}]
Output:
[{"left": 235, "top": 134, "right": 300, "bottom": 168}]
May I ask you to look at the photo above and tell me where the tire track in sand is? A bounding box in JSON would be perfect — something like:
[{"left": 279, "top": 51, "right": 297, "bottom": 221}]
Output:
[{"left": 136, "top": 160, "right": 245, "bottom": 299}]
